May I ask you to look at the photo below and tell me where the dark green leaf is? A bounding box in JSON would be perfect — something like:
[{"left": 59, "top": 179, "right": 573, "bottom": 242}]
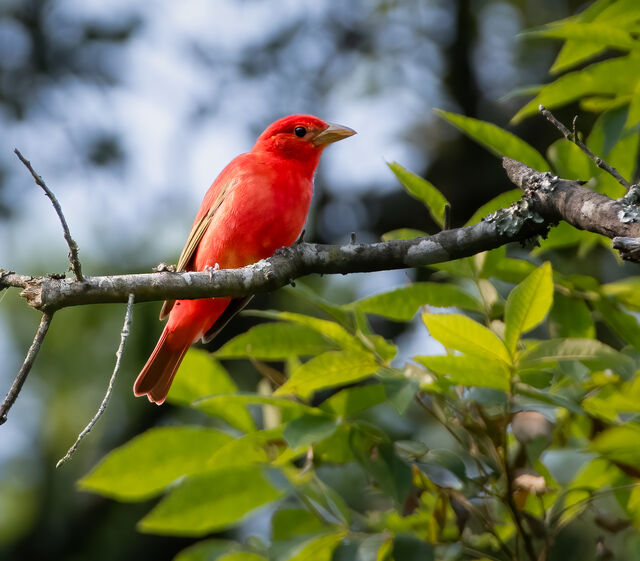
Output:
[
  {"left": 319, "top": 385, "right": 387, "bottom": 417},
  {"left": 595, "top": 298, "right": 640, "bottom": 349},
  {"left": 549, "top": 293, "right": 595, "bottom": 339},
  {"left": 392, "top": 534, "right": 434, "bottom": 561},
  {"left": 282, "top": 414, "right": 339, "bottom": 448},
  {"left": 271, "top": 508, "right": 329, "bottom": 541}
]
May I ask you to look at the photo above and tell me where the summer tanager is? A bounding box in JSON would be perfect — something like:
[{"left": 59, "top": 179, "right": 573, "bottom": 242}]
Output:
[{"left": 134, "top": 115, "right": 356, "bottom": 404}]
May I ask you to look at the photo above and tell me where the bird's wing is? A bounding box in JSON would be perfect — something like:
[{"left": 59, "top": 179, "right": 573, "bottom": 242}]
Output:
[{"left": 159, "top": 176, "right": 235, "bottom": 320}]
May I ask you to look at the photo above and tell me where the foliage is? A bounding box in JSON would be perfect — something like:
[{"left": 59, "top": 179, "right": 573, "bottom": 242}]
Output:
[{"left": 77, "top": 1, "right": 640, "bottom": 560}]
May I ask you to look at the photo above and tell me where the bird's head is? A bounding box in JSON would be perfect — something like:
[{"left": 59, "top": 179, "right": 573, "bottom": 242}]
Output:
[{"left": 253, "top": 115, "right": 356, "bottom": 164}]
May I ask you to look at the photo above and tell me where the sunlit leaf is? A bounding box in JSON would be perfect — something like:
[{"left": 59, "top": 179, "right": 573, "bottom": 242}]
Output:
[
  {"left": 591, "top": 425, "right": 640, "bottom": 468},
  {"left": 519, "top": 338, "right": 635, "bottom": 377},
  {"left": 381, "top": 228, "right": 428, "bottom": 241},
  {"left": 196, "top": 393, "right": 315, "bottom": 419},
  {"left": 416, "top": 355, "right": 510, "bottom": 391},
  {"left": 435, "top": 109, "right": 550, "bottom": 171},
  {"left": 173, "top": 539, "right": 241, "bottom": 561},
  {"left": 167, "top": 350, "right": 255, "bottom": 432},
  {"left": 285, "top": 532, "right": 346, "bottom": 561},
  {"left": 248, "top": 311, "right": 363, "bottom": 352},
  {"left": 79, "top": 427, "right": 233, "bottom": 501},
  {"left": 422, "top": 313, "right": 511, "bottom": 364},
  {"left": 215, "top": 322, "right": 335, "bottom": 359},
  {"left": 138, "top": 466, "right": 283, "bottom": 536},
  {"left": 504, "top": 262, "right": 553, "bottom": 355},
  {"left": 276, "top": 350, "right": 380, "bottom": 399},
  {"left": 525, "top": 22, "right": 639, "bottom": 50},
  {"left": 349, "top": 282, "right": 480, "bottom": 321},
  {"left": 271, "top": 508, "right": 329, "bottom": 541},
  {"left": 546, "top": 139, "right": 592, "bottom": 180},
  {"left": 513, "top": 54, "right": 640, "bottom": 123},
  {"left": 388, "top": 162, "right": 449, "bottom": 227}
]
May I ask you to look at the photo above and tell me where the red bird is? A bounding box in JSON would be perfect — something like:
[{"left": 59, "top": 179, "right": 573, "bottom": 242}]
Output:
[{"left": 134, "top": 115, "right": 356, "bottom": 404}]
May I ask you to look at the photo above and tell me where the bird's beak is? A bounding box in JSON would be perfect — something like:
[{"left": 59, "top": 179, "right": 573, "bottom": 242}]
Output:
[{"left": 312, "top": 122, "right": 357, "bottom": 146}]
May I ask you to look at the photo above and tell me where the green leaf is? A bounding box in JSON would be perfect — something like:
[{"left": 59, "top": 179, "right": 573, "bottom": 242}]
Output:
[
  {"left": 276, "top": 350, "right": 380, "bottom": 399},
  {"left": 504, "top": 262, "right": 553, "bottom": 355},
  {"left": 380, "top": 375, "right": 419, "bottom": 414},
  {"left": 591, "top": 424, "right": 640, "bottom": 467},
  {"left": 79, "top": 427, "right": 233, "bottom": 501},
  {"left": 248, "top": 311, "right": 363, "bottom": 353},
  {"left": 138, "top": 465, "right": 283, "bottom": 536},
  {"left": 435, "top": 109, "right": 550, "bottom": 171},
  {"left": 546, "top": 139, "right": 593, "bottom": 181},
  {"left": 207, "top": 429, "right": 281, "bottom": 469},
  {"left": 167, "top": 350, "right": 255, "bottom": 433},
  {"left": 549, "top": 294, "right": 595, "bottom": 339},
  {"left": 519, "top": 338, "right": 635, "bottom": 377},
  {"left": 392, "top": 534, "right": 435, "bottom": 561},
  {"left": 525, "top": 22, "right": 639, "bottom": 50},
  {"left": 271, "top": 508, "right": 329, "bottom": 541},
  {"left": 603, "top": 277, "right": 640, "bottom": 311},
  {"left": 319, "top": 385, "right": 387, "bottom": 417},
  {"left": 358, "top": 441, "right": 413, "bottom": 506},
  {"left": 173, "top": 539, "right": 241, "bottom": 561},
  {"left": 215, "top": 322, "right": 335, "bottom": 359},
  {"left": 381, "top": 228, "right": 428, "bottom": 241},
  {"left": 420, "top": 449, "right": 468, "bottom": 488},
  {"left": 285, "top": 532, "right": 346, "bottom": 561},
  {"left": 217, "top": 554, "right": 266, "bottom": 561},
  {"left": 422, "top": 313, "right": 511, "bottom": 364},
  {"left": 595, "top": 298, "right": 640, "bottom": 349},
  {"left": 513, "top": 54, "right": 640, "bottom": 123},
  {"left": 465, "top": 189, "right": 522, "bottom": 226},
  {"left": 416, "top": 355, "right": 510, "bottom": 391},
  {"left": 349, "top": 282, "right": 480, "bottom": 321},
  {"left": 196, "top": 393, "right": 315, "bottom": 419},
  {"left": 168, "top": 350, "right": 237, "bottom": 403},
  {"left": 387, "top": 161, "right": 449, "bottom": 227},
  {"left": 282, "top": 414, "right": 339, "bottom": 448}
]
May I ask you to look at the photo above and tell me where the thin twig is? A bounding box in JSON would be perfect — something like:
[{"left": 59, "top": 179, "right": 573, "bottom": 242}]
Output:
[
  {"left": 0, "top": 312, "right": 53, "bottom": 425},
  {"left": 538, "top": 105, "right": 631, "bottom": 190},
  {"left": 14, "top": 148, "right": 84, "bottom": 281},
  {"left": 56, "top": 294, "right": 134, "bottom": 467}
]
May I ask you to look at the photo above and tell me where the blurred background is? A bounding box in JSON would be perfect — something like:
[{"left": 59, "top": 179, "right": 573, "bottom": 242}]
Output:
[{"left": 0, "top": 0, "right": 592, "bottom": 559}]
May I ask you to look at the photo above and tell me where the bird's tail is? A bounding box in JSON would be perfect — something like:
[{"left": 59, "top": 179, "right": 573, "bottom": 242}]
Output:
[{"left": 134, "top": 326, "right": 190, "bottom": 405}]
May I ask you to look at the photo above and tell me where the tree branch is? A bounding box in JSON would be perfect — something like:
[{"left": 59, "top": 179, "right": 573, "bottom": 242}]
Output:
[
  {"left": 2, "top": 158, "right": 640, "bottom": 313},
  {"left": 538, "top": 105, "right": 632, "bottom": 190},
  {"left": 56, "top": 294, "right": 134, "bottom": 467},
  {"left": 0, "top": 312, "right": 53, "bottom": 425},
  {"left": 14, "top": 148, "right": 84, "bottom": 281}
]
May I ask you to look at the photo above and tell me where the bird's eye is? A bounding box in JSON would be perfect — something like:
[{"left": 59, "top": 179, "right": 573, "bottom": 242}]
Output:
[{"left": 294, "top": 126, "right": 307, "bottom": 138}]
